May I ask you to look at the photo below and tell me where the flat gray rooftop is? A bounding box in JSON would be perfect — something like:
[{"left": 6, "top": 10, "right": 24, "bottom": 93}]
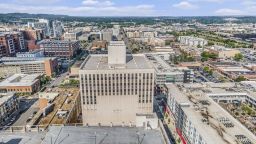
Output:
[
  {"left": 0, "top": 132, "right": 45, "bottom": 144},
  {"left": 81, "top": 54, "right": 153, "bottom": 70},
  {"left": 42, "top": 126, "right": 164, "bottom": 144}
]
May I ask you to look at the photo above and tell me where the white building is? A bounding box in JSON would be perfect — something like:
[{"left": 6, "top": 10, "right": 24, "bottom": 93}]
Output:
[
  {"left": 64, "top": 31, "right": 82, "bottom": 41},
  {"left": 179, "top": 36, "right": 208, "bottom": 47},
  {"left": 145, "top": 54, "right": 193, "bottom": 85},
  {"left": 16, "top": 50, "right": 44, "bottom": 58},
  {"left": 52, "top": 20, "right": 63, "bottom": 38},
  {"left": 79, "top": 41, "right": 156, "bottom": 127},
  {"left": 102, "top": 30, "right": 113, "bottom": 42},
  {"left": 165, "top": 83, "right": 256, "bottom": 144}
]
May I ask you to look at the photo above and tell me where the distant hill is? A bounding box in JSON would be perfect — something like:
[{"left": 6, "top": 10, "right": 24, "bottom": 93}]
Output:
[{"left": 1, "top": 13, "right": 256, "bottom": 24}]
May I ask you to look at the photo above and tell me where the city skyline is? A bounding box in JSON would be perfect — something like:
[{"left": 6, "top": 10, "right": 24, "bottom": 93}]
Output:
[{"left": 0, "top": 0, "right": 255, "bottom": 16}]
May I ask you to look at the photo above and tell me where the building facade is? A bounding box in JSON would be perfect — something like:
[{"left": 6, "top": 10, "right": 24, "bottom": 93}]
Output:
[
  {"left": 0, "top": 92, "right": 19, "bottom": 126},
  {"left": 0, "top": 74, "right": 41, "bottom": 94},
  {"left": 38, "top": 40, "right": 80, "bottom": 59},
  {"left": 79, "top": 41, "right": 155, "bottom": 126},
  {"left": 0, "top": 57, "right": 58, "bottom": 77}
]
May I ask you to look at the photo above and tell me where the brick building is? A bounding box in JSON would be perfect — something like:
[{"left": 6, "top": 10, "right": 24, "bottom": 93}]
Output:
[
  {"left": 0, "top": 32, "right": 26, "bottom": 56},
  {"left": 38, "top": 40, "right": 80, "bottom": 59},
  {"left": 0, "top": 74, "right": 41, "bottom": 94}
]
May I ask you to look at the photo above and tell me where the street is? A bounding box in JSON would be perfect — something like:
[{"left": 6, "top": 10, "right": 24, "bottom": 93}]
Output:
[{"left": 12, "top": 99, "right": 39, "bottom": 126}]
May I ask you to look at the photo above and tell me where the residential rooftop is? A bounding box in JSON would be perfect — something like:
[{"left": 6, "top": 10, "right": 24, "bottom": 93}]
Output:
[{"left": 166, "top": 83, "right": 256, "bottom": 144}]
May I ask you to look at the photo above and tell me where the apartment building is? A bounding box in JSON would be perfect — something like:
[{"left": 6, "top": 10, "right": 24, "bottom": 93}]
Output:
[
  {"left": 0, "top": 32, "right": 26, "bottom": 55},
  {"left": 79, "top": 41, "right": 155, "bottom": 126},
  {"left": 52, "top": 20, "right": 63, "bottom": 38},
  {"left": 64, "top": 31, "right": 82, "bottom": 41},
  {"left": 0, "top": 74, "right": 41, "bottom": 94},
  {"left": 22, "top": 29, "right": 43, "bottom": 41},
  {"left": 38, "top": 40, "right": 80, "bottom": 59},
  {"left": 0, "top": 33, "right": 16, "bottom": 56},
  {"left": 0, "top": 56, "right": 58, "bottom": 77},
  {"left": 165, "top": 83, "right": 256, "bottom": 144},
  {"left": 179, "top": 36, "right": 208, "bottom": 47},
  {"left": 0, "top": 92, "right": 19, "bottom": 126}
]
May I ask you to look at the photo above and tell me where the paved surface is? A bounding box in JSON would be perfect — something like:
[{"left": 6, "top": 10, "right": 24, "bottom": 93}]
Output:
[
  {"left": 42, "top": 126, "right": 165, "bottom": 144},
  {"left": 154, "top": 95, "right": 176, "bottom": 144},
  {"left": 48, "top": 72, "right": 69, "bottom": 87},
  {"left": 12, "top": 99, "right": 39, "bottom": 126},
  {"left": 0, "top": 132, "right": 45, "bottom": 144}
]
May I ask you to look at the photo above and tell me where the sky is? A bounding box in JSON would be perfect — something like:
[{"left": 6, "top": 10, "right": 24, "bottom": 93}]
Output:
[{"left": 0, "top": 0, "right": 255, "bottom": 16}]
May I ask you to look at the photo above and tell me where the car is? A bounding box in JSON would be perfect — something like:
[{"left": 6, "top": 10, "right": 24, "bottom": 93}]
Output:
[{"left": 26, "top": 118, "right": 31, "bottom": 123}]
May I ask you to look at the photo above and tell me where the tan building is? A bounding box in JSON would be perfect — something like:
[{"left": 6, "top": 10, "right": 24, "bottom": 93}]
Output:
[
  {"left": 0, "top": 74, "right": 41, "bottom": 94},
  {"left": 0, "top": 57, "right": 58, "bottom": 78},
  {"left": 38, "top": 92, "right": 59, "bottom": 110},
  {"left": 207, "top": 46, "right": 240, "bottom": 59},
  {"left": 79, "top": 41, "right": 155, "bottom": 126}
]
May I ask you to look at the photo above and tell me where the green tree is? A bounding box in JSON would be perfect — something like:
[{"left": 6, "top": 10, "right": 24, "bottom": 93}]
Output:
[
  {"left": 234, "top": 53, "right": 243, "bottom": 61},
  {"left": 235, "top": 76, "right": 246, "bottom": 82}
]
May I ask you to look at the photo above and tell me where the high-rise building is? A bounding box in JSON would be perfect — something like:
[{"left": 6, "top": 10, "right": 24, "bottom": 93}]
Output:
[
  {"left": 79, "top": 41, "right": 155, "bottom": 126},
  {"left": 0, "top": 32, "right": 26, "bottom": 56},
  {"left": 52, "top": 20, "right": 63, "bottom": 38},
  {"left": 28, "top": 19, "right": 50, "bottom": 37},
  {"left": 102, "top": 30, "right": 113, "bottom": 42}
]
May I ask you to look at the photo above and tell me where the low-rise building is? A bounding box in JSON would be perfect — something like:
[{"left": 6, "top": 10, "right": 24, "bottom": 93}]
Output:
[
  {"left": 0, "top": 74, "right": 41, "bottom": 94},
  {"left": 0, "top": 56, "right": 58, "bottom": 77},
  {"left": 38, "top": 40, "right": 80, "bottom": 59},
  {"left": 64, "top": 31, "right": 82, "bottom": 41},
  {"left": 36, "top": 88, "right": 81, "bottom": 127},
  {"left": 0, "top": 92, "right": 19, "bottom": 126},
  {"left": 206, "top": 61, "right": 256, "bottom": 80},
  {"left": 145, "top": 54, "right": 193, "bottom": 86},
  {"left": 16, "top": 50, "right": 44, "bottom": 58},
  {"left": 179, "top": 36, "right": 208, "bottom": 47},
  {"left": 207, "top": 46, "right": 240, "bottom": 59}
]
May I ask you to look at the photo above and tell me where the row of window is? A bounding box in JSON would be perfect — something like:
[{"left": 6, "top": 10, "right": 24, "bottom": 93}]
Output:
[{"left": 81, "top": 73, "right": 154, "bottom": 105}]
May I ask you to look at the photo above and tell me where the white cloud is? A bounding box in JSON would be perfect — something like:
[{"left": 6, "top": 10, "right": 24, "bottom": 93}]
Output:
[
  {"left": 14, "top": 0, "right": 61, "bottom": 5},
  {"left": 0, "top": 3, "right": 155, "bottom": 16},
  {"left": 173, "top": 1, "right": 198, "bottom": 10},
  {"left": 82, "top": 0, "right": 99, "bottom": 5},
  {"left": 82, "top": 0, "right": 114, "bottom": 6},
  {"left": 188, "top": 0, "right": 223, "bottom": 2},
  {"left": 215, "top": 8, "right": 245, "bottom": 15}
]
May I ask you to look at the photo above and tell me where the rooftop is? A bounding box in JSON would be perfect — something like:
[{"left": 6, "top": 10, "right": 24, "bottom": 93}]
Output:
[
  {"left": 145, "top": 54, "right": 184, "bottom": 74},
  {"left": 0, "top": 74, "right": 40, "bottom": 87},
  {"left": 0, "top": 92, "right": 15, "bottom": 106},
  {"left": 38, "top": 39, "right": 78, "bottom": 44},
  {"left": 42, "top": 126, "right": 164, "bottom": 144},
  {"left": 80, "top": 54, "right": 153, "bottom": 70},
  {"left": 166, "top": 83, "right": 256, "bottom": 144}
]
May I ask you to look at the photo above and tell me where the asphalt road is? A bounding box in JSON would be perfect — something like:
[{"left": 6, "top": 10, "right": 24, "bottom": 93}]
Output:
[
  {"left": 48, "top": 72, "right": 69, "bottom": 88},
  {"left": 12, "top": 99, "right": 39, "bottom": 126}
]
